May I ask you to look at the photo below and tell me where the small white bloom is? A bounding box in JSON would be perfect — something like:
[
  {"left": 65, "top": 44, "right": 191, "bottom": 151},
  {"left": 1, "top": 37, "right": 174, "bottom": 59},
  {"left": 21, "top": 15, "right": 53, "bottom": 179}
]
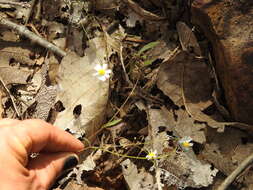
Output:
[
  {"left": 93, "top": 63, "right": 111, "bottom": 81},
  {"left": 178, "top": 136, "right": 193, "bottom": 150},
  {"left": 146, "top": 149, "right": 158, "bottom": 160}
]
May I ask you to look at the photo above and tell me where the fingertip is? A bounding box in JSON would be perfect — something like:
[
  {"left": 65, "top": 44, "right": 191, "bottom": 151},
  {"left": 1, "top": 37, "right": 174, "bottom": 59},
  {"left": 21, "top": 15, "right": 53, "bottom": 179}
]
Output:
[
  {"left": 74, "top": 139, "right": 85, "bottom": 151},
  {"left": 0, "top": 118, "right": 20, "bottom": 127},
  {"left": 28, "top": 152, "right": 79, "bottom": 189},
  {"left": 19, "top": 119, "right": 84, "bottom": 153}
]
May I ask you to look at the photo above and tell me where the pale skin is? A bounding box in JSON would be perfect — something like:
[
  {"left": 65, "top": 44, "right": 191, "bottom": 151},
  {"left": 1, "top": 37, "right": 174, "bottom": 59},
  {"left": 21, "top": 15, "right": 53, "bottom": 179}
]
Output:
[{"left": 0, "top": 119, "right": 84, "bottom": 190}]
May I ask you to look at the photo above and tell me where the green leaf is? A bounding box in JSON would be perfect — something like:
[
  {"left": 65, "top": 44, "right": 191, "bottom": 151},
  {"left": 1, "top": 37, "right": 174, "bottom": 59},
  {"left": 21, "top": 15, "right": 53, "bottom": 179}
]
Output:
[
  {"left": 143, "top": 59, "right": 155, "bottom": 65},
  {"left": 137, "top": 41, "right": 160, "bottom": 56},
  {"left": 102, "top": 119, "right": 122, "bottom": 128}
]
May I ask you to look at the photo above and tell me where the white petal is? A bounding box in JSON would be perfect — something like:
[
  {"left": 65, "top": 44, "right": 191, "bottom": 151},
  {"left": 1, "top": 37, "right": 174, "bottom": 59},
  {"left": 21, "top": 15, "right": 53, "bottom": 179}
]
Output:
[
  {"left": 102, "top": 63, "right": 108, "bottom": 70},
  {"left": 105, "top": 69, "right": 112, "bottom": 74},
  {"left": 179, "top": 136, "right": 192, "bottom": 143},
  {"left": 94, "top": 64, "right": 102, "bottom": 71},
  {"left": 98, "top": 76, "right": 107, "bottom": 81},
  {"left": 104, "top": 73, "right": 110, "bottom": 78},
  {"left": 185, "top": 137, "right": 193, "bottom": 142},
  {"left": 93, "top": 72, "right": 99, "bottom": 76}
]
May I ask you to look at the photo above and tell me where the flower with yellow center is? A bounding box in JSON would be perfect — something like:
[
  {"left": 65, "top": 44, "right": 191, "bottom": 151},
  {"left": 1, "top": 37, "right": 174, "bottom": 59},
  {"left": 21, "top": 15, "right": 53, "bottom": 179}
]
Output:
[
  {"left": 178, "top": 136, "right": 193, "bottom": 151},
  {"left": 93, "top": 64, "right": 111, "bottom": 81},
  {"left": 146, "top": 149, "right": 157, "bottom": 160}
]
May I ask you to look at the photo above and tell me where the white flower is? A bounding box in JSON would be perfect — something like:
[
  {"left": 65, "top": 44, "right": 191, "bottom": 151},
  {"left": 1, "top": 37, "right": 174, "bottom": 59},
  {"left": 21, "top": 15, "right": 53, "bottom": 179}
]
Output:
[
  {"left": 178, "top": 136, "right": 193, "bottom": 150},
  {"left": 146, "top": 149, "right": 158, "bottom": 160},
  {"left": 93, "top": 64, "right": 111, "bottom": 81}
]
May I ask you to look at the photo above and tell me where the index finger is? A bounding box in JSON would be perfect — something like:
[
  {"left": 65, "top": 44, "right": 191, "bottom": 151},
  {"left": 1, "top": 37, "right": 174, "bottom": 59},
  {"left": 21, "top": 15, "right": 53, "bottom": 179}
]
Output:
[{"left": 17, "top": 119, "right": 84, "bottom": 154}]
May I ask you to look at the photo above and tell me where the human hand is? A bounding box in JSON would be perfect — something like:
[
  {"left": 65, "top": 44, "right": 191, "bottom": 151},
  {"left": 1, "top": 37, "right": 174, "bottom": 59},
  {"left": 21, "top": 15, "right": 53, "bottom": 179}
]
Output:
[{"left": 0, "top": 119, "right": 84, "bottom": 190}]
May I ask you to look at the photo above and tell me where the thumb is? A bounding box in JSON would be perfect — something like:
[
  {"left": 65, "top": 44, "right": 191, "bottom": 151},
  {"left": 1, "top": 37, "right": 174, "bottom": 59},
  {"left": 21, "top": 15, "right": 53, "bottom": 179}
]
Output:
[{"left": 28, "top": 152, "right": 79, "bottom": 189}]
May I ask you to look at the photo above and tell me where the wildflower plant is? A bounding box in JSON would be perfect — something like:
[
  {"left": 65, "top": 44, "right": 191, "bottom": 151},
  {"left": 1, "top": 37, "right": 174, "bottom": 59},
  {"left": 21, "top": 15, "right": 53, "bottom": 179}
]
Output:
[
  {"left": 146, "top": 149, "right": 158, "bottom": 160},
  {"left": 93, "top": 63, "right": 111, "bottom": 81},
  {"left": 178, "top": 136, "right": 193, "bottom": 151}
]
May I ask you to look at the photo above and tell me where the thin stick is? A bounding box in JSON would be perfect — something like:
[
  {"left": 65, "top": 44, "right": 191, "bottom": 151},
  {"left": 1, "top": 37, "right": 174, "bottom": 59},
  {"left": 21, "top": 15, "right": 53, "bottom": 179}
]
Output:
[
  {"left": 119, "top": 45, "right": 133, "bottom": 86},
  {"left": 0, "top": 0, "right": 30, "bottom": 8},
  {"left": 0, "top": 16, "right": 66, "bottom": 57},
  {"left": 0, "top": 77, "right": 20, "bottom": 117},
  {"left": 25, "top": 0, "right": 37, "bottom": 24},
  {"left": 217, "top": 152, "right": 253, "bottom": 190}
]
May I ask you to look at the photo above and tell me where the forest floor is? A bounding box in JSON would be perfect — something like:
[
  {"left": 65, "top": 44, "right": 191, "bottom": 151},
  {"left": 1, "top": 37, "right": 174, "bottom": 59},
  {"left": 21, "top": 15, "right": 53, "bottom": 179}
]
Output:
[{"left": 0, "top": 0, "right": 253, "bottom": 190}]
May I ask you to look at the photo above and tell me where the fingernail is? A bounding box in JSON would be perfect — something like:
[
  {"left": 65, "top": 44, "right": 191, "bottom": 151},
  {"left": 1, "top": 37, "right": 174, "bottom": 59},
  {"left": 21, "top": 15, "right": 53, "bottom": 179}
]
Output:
[{"left": 62, "top": 155, "right": 78, "bottom": 171}]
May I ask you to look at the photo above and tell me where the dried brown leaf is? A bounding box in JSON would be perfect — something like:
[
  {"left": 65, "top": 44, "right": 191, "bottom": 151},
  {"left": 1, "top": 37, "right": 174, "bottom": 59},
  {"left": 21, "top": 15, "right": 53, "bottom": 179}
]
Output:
[
  {"left": 54, "top": 36, "right": 114, "bottom": 143},
  {"left": 182, "top": 56, "right": 213, "bottom": 118},
  {"left": 122, "top": 0, "right": 165, "bottom": 21},
  {"left": 176, "top": 21, "right": 201, "bottom": 56},
  {"left": 63, "top": 181, "right": 105, "bottom": 190},
  {"left": 160, "top": 151, "right": 218, "bottom": 188},
  {"left": 94, "top": 0, "right": 118, "bottom": 11},
  {"left": 121, "top": 159, "right": 155, "bottom": 190},
  {"left": 0, "top": 43, "right": 36, "bottom": 66},
  {"left": 201, "top": 127, "right": 253, "bottom": 177},
  {"left": 156, "top": 51, "right": 229, "bottom": 132},
  {"left": 33, "top": 63, "right": 57, "bottom": 120},
  {"left": 156, "top": 51, "right": 186, "bottom": 106},
  {"left": 0, "top": 67, "right": 32, "bottom": 85}
]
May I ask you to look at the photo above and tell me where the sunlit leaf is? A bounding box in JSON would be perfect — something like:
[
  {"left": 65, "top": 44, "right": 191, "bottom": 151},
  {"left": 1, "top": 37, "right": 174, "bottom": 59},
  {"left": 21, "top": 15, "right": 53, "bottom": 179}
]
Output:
[
  {"left": 137, "top": 41, "right": 160, "bottom": 56},
  {"left": 103, "top": 118, "right": 122, "bottom": 128},
  {"left": 143, "top": 59, "right": 155, "bottom": 65}
]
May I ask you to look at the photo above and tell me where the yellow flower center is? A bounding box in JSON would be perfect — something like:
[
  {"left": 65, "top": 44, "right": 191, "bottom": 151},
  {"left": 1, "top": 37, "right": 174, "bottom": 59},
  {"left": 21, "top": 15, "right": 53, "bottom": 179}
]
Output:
[
  {"left": 148, "top": 152, "right": 155, "bottom": 158},
  {"left": 98, "top": 69, "right": 105, "bottom": 76},
  {"left": 182, "top": 142, "right": 190, "bottom": 147}
]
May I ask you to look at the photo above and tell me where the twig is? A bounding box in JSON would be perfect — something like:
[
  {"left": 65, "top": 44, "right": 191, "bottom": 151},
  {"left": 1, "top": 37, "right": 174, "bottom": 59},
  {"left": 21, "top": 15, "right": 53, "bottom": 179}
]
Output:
[
  {"left": 0, "top": 16, "right": 66, "bottom": 57},
  {"left": 0, "top": 0, "right": 30, "bottom": 8},
  {"left": 217, "top": 152, "right": 253, "bottom": 190},
  {"left": 0, "top": 77, "right": 20, "bottom": 117},
  {"left": 25, "top": 0, "right": 37, "bottom": 24},
  {"left": 119, "top": 45, "right": 133, "bottom": 86}
]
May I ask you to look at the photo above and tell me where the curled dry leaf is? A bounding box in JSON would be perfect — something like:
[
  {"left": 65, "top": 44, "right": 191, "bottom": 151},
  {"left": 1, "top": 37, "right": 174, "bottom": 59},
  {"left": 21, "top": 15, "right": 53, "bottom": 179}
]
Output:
[
  {"left": 54, "top": 37, "right": 113, "bottom": 143},
  {"left": 93, "top": 0, "right": 119, "bottom": 11},
  {"left": 125, "top": 9, "right": 143, "bottom": 28},
  {"left": 122, "top": 0, "right": 165, "bottom": 21},
  {"left": 176, "top": 21, "right": 201, "bottom": 56}
]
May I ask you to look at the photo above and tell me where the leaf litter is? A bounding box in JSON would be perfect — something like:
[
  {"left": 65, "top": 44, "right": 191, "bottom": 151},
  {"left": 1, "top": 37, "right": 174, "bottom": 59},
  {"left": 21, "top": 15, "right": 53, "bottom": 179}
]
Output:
[{"left": 0, "top": 0, "right": 253, "bottom": 190}]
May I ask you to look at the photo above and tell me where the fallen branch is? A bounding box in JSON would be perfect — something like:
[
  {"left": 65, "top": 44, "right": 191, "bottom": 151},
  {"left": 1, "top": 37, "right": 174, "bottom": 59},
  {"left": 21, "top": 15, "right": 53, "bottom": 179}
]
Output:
[
  {"left": 0, "top": 15, "right": 66, "bottom": 57},
  {"left": 217, "top": 152, "right": 253, "bottom": 190}
]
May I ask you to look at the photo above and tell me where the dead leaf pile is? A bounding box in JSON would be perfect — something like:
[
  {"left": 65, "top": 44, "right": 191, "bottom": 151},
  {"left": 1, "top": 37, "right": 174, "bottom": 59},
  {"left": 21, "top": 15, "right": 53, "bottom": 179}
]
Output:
[{"left": 0, "top": 0, "right": 253, "bottom": 190}]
